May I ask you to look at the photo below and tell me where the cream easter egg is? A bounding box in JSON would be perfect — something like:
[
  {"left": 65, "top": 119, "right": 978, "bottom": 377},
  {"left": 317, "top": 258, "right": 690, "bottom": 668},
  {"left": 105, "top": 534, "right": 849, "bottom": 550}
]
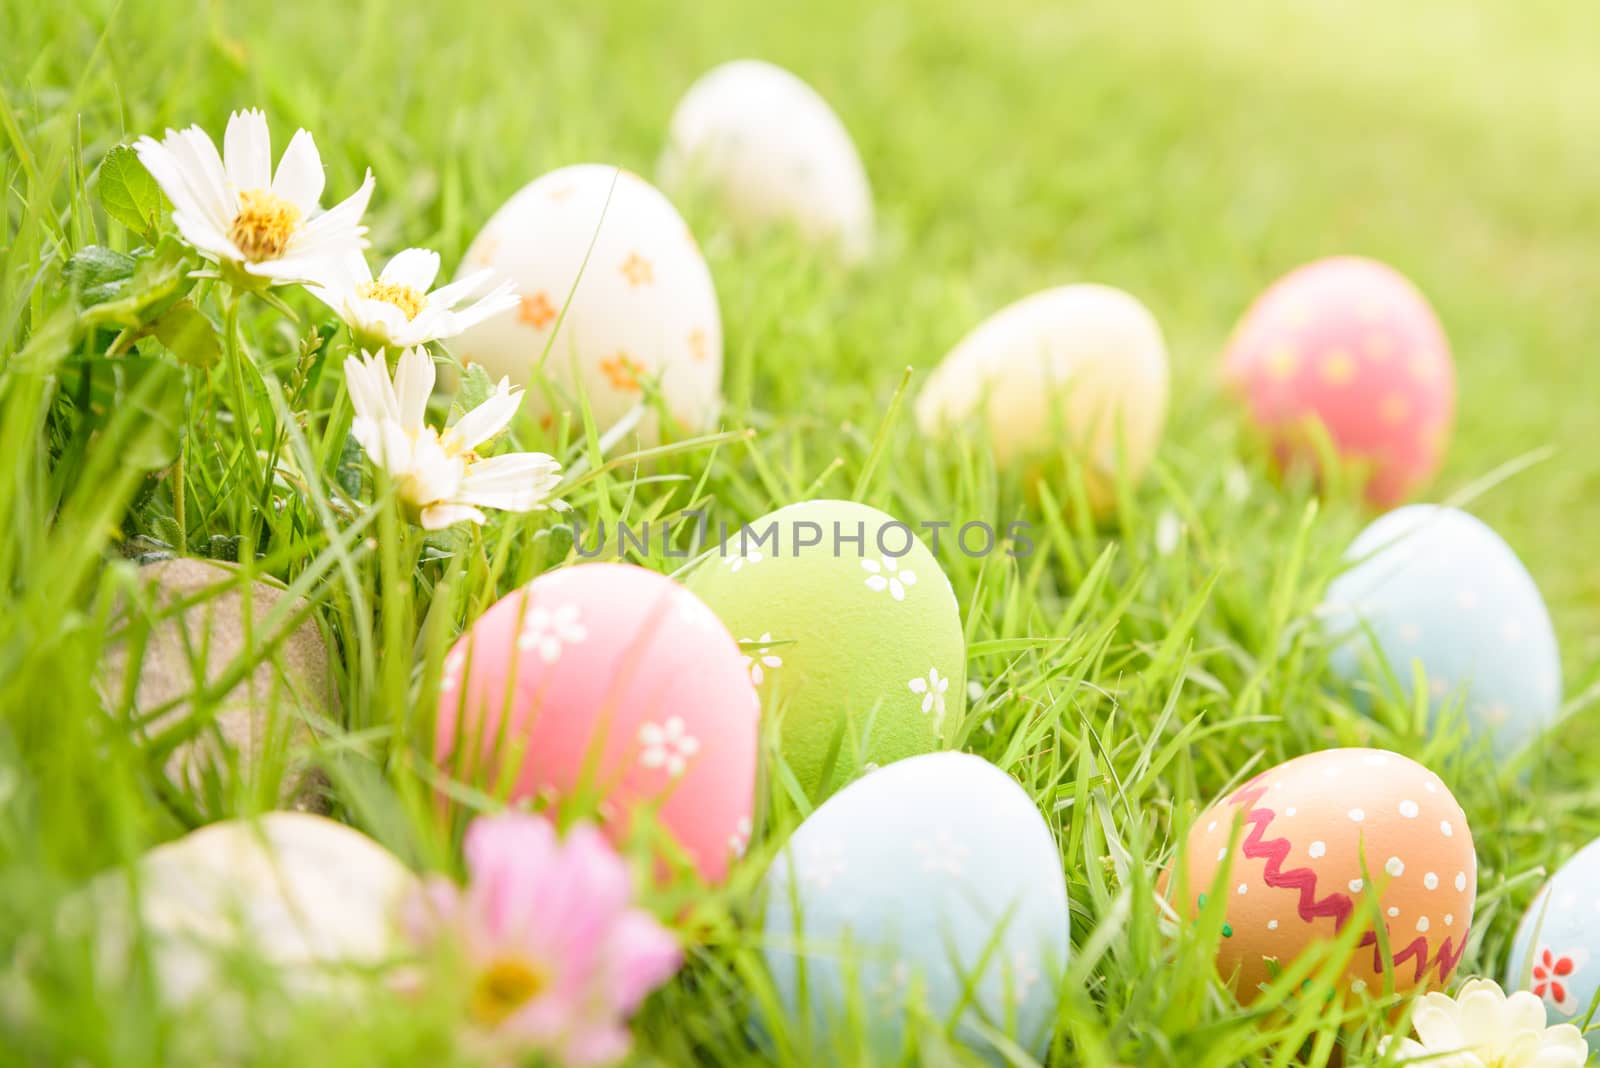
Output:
[
  {"left": 1506, "top": 836, "right": 1600, "bottom": 1056},
  {"left": 435, "top": 563, "right": 758, "bottom": 882},
  {"left": 83, "top": 813, "right": 415, "bottom": 1004},
  {"left": 915, "top": 285, "right": 1169, "bottom": 514},
  {"left": 1176, "top": 748, "right": 1475, "bottom": 1001},
  {"left": 1323, "top": 505, "right": 1561, "bottom": 754},
  {"left": 454, "top": 164, "right": 722, "bottom": 442},
  {"left": 658, "top": 59, "right": 874, "bottom": 263},
  {"left": 1223, "top": 256, "right": 1454, "bottom": 507},
  {"left": 687, "top": 499, "right": 966, "bottom": 803},
  {"left": 763, "top": 752, "right": 1069, "bottom": 1061}
]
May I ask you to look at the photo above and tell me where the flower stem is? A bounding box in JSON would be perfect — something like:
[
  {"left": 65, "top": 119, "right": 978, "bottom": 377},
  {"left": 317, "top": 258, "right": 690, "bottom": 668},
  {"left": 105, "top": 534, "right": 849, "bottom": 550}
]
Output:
[{"left": 223, "top": 291, "right": 266, "bottom": 537}]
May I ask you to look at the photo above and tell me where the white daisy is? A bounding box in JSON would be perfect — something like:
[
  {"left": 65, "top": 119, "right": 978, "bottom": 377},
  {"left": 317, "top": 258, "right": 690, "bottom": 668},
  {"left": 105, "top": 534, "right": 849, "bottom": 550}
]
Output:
[
  {"left": 1378, "top": 978, "right": 1587, "bottom": 1068},
  {"left": 310, "top": 247, "right": 517, "bottom": 349},
  {"left": 133, "top": 109, "right": 373, "bottom": 286},
  {"left": 343, "top": 346, "right": 563, "bottom": 530}
]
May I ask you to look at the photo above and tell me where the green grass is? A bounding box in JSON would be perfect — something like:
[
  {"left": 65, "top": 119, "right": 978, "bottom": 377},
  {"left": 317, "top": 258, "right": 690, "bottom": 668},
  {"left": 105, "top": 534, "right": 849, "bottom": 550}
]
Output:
[{"left": 4, "top": 0, "right": 1600, "bottom": 1064}]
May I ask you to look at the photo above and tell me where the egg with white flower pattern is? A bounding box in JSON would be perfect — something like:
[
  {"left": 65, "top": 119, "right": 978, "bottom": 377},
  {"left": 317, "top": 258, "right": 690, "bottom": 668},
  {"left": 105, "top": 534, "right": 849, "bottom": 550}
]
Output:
[
  {"left": 78, "top": 813, "right": 415, "bottom": 1004},
  {"left": 762, "top": 752, "right": 1069, "bottom": 1062},
  {"left": 1322, "top": 505, "right": 1561, "bottom": 754},
  {"left": 658, "top": 59, "right": 873, "bottom": 263},
  {"left": 434, "top": 563, "right": 757, "bottom": 883},
  {"left": 687, "top": 499, "right": 966, "bottom": 804},
  {"left": 454, "top": 164, "right": 721, "bottom": 443},
  {"left": 915, "top": 284, "right": 1169, "bottom": 516},
  {"left": 1174, "top": 748, "right": 1476, "bottom": 1002},
  {"left": 1507, "top": 836, "right": 1600, "bottom": 1056}
]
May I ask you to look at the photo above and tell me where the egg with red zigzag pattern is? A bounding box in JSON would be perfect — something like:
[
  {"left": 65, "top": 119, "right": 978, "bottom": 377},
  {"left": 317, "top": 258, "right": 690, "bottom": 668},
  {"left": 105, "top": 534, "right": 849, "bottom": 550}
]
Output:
[{"left": 1174, "top": 748, "right": 1476, "bottom": 1001}]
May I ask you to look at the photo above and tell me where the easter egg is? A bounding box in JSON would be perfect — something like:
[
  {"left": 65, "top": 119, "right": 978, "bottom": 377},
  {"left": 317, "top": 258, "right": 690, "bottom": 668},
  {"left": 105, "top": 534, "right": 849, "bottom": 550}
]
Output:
[
  {"left": 762, "top": 752, "right": 1069, "bottom": 1061},
  {"left": 686, "top": 499, "right": 966, "bottom": 803},
  {"left": 914, "top": 285, "right": 1169, "bottom": 514},
  {"left": 658, "top": 59, "right": 873, "bottom": 263},
  {"left": 1323, "top": 505, "right": 1561, "bottom": 754},
  {"left": 1506, "top": 837, "right": 1600, "bottom": 1055},
  {"left": 435, "top": 563, "right": 758, "bottom": 883},
  {"left": 99, "top": 558, "right": 332, "bottom": 810},
  {"left": 82, "top": 813, "right": 415, "bottom": 1003},
  {"left": 1223, "top": 256, "right": 1454, "bottom": 506},
  {"left": 454, "top": 164, "right": 722, "bottom": 442},
  {"left": 1176, "top": 748, "right": 1476, "bottom": 1001}
]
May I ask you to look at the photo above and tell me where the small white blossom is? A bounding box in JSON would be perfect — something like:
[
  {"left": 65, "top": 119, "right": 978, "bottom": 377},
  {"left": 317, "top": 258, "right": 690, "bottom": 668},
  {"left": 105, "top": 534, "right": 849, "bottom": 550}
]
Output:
[
  {"left": 907, "top": 667, "right": 950, "bottom": 727},
  {"left": 134, "top": 108, "right": 372, "bottom": 286},
  {"left": 516, "top": 603, "right": 587, "bottom": 664},
  {"left": 310, "top": 247, "right": 517, "bottom": 349},
  {"left": 344, "top": 347, "right": 563, "bottom": 530},
  {"left": 741, "top": 633, "right": 782, "bottom": 686},
  {"left": 1378, "top": 978, "right": 1587, "bottom": 1068}
]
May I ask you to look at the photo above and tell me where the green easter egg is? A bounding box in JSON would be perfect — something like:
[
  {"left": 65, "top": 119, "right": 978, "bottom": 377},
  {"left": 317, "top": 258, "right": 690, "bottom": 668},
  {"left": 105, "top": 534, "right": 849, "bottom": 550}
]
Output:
[{"left": 688, "top": 499, "right": 966, "bottom": 802}]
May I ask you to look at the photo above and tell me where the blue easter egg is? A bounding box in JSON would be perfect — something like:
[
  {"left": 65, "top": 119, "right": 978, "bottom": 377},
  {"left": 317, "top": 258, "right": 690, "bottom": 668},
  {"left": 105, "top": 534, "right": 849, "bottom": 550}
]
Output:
[
  {"left": 1507, "top": 837, "right": 1600, "bottom": 1055},
  {"left": 1323, "top": 505, "right": 1561, "bottom": 753},
  {"left": 760, "top": 751, "right": 1069, "bottom": 1062}
]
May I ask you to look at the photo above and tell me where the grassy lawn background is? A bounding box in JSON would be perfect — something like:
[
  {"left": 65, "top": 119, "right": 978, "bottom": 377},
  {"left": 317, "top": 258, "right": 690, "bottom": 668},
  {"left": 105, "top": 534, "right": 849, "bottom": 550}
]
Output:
[{"left": 4, "top": 0, "right": 1600, "bottom": 1064}]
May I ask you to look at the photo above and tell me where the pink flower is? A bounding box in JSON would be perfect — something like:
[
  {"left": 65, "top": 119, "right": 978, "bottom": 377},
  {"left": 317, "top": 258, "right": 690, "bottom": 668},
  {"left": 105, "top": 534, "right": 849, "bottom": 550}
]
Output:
[{"left": 404, "top": 813, "right": 682, "bottom": 1066}]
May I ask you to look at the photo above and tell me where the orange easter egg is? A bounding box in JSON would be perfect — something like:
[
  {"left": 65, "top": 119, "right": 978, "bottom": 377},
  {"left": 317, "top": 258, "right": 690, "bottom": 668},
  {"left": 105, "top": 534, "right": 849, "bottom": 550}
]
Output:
[
  {"left": 1176, "top": 748, "right": 1476, "bottom": 1001},
  {"left": 1223, "top": 257, "right": 1454, "bottom": 507}
]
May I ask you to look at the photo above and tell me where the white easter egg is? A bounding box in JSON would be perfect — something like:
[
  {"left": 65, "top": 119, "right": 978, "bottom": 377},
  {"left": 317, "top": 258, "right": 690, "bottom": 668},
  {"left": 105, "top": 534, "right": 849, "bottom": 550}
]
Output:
[
  {"left": 455, "top": 164, "right": 722, "bottom": 443},
  {"left": 83, "top": 813, "right": 416, "bottom": 1003},
  {"left": 915, "top": 284, "right": 1169, "bottom": 514},
  {"left": 762, "top": 752, "right": 1069, "bottom": 1061},
  {"left": 658, "top": 59, "right": 874, "bottom": 263},
  {"left": 1323, "top": 505, "right": 1562, "bottom": 754}
]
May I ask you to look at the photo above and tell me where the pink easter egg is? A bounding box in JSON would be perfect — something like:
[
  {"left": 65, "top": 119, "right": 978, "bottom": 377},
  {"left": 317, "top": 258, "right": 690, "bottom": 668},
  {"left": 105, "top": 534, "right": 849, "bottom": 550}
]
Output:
[
  {"left": 1223, "top": 256, "right": 1454, "bottom": 507},
  {"left": 435, "top": 563, "right": 758, "bottom": 883}
]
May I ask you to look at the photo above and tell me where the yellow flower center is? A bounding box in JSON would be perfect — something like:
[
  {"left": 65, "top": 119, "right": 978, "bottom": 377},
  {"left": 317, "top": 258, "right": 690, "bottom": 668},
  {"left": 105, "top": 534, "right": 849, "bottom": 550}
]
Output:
[
  {"left": 358, "top": 280, "right": 428, "bottom": 321},
  {"left": 470, "top": 957, "right": 548, "bottom": 1026},
  {"left": 228, "top": 188, "right": 301, "bottom": 262}
]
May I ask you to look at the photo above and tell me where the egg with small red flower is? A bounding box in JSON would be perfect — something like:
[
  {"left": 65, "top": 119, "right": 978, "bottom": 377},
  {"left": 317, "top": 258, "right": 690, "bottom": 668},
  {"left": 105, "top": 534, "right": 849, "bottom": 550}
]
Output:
[
  {"left": 1507, "top": 836, "right": 1600, "bottom": 1057},
  {"left": 434, "top": 563, "right": 758, "bottom": 883},
  {"left": 453, "top": 164, "right": 722, "bottom": 444},
  {"left": 1173, "top": 748, "right": 1476, "bottom": 1001},
  {"left": 1223, "top": 256, "right": 1454, "bottom": 507}
]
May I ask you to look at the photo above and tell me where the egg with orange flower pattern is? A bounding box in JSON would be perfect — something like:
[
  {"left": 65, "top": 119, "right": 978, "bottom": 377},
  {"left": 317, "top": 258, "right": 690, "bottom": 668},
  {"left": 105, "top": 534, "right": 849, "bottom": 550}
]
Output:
[
  {"left": 454, "top": 164, "right": 722, "bottom": 445},
  {"left": 1223, "top": 257, "right": 1454, "bottom": 507},
  {"left": 1174, "top": 748, "right": 1476, "bottom": 1002},
  {"left": 435, "top": 563, "right": 758, "bottom": 884}
]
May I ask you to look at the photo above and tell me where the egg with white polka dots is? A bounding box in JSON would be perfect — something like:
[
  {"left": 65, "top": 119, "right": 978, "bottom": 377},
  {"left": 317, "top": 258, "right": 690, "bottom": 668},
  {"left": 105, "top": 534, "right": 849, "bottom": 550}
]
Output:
[
  {"left": 1223, "top": 256, "right": 1454, "bottom": 507},
  {"left": 434, "top": 563, "right": 758, "bottom": 883},
  {"left": 454, "top": 164, "right": 722, "bottom": 444},
  {"left": 1323, "top": 505, "right": 1561, "bottom": 754},
  {"left": 915, "top": 284, "right": 1169, "bottom": 516},
  {"left": 762, "top": 752, "right": 1069, "bottom": 1062},
  {"left": 1506, "top": 836, "right": 1600, "bottom": 1056},
  {"left": 687, "top": 499, "right": 966, "bottom": 804},
  {"left": 1174, "top": 748, "right": 1476, "bottom": 1002},
  {"left": 658, "top": 59, "right": 874, "bottom": 263}
]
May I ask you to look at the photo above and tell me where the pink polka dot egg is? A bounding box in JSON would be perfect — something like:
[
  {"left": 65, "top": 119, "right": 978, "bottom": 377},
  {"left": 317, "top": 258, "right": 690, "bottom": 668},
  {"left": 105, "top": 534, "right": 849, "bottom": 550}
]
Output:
[
  {"left": 435, "top": 563, "right": 758, "bottom": 883},
  {"left": 1223, "top": 256, "right": 1454, "bottom": 507},
  {"left": 1174, "top": 748, "right": 1476, "bottom": 1002}
]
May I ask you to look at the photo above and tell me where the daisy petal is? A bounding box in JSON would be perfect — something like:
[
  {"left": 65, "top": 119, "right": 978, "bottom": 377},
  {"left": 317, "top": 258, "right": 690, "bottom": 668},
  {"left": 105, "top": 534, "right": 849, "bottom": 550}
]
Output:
[
  {"left": 381, "top": 248, "right": 442, "bottom": 291},
  {"left": 223, "top": 108, "right": 272, "bottom": 193},
  {"left": 270, "top": 127, "right": 326, "bottom": 213},
  {"left": 169, "top": 126, "right": 235, "bottom": 234},
  {"left": 419, "top": 502, "right": 486, "bottom": 530},
  {"left": 445, "top": 384, "right": 522, "bottom": 452},
  {"left": 452, "top": 452, "right": 563, "bottom": 512},
  {"left": 392, "top": 347, "right": 436, "bottom": 433}
]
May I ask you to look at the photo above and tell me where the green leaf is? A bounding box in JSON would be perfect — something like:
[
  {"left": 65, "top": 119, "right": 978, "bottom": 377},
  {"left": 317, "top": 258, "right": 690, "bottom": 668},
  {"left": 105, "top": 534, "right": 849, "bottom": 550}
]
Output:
[
  {"left": 150, "top": 300, "right": 221, "bottom": 368},
  {"left": 64, "top": 246, "right": 138, "bottom": 306},
  {"left": 455, "top": 361, "right": 497, "bottom": 415},
  {"left": 335, "top": 433, "right": 367, "bottom": 498},
  {"left": 95, "top": 145, "right": 166, "bottom": 240}
]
